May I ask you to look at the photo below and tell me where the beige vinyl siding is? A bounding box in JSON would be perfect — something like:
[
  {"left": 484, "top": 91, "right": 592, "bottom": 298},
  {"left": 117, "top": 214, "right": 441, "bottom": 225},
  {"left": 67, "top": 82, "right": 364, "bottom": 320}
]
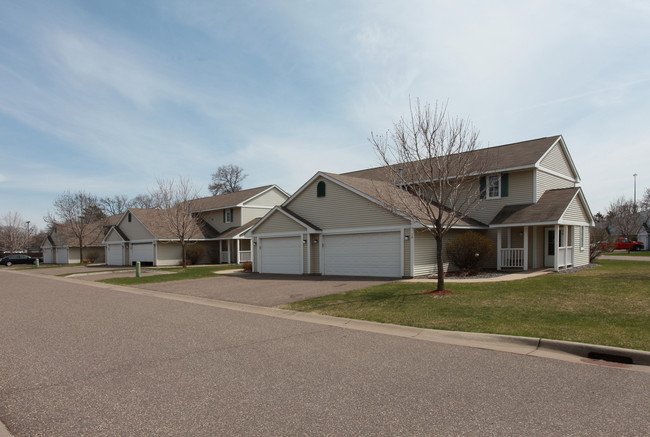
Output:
[
  {"left": 105, "top": 230, "right": 124, "bottom": 243},
  {"left": 412, "top": 230, "right": 454, "bottom": 276},
  {"left": 573, "top": 226, "right": 590, "bottom": 267},
  {"left": 253, "top": 210, "right": 307, "bottom": 234},
  {"left": 120, "top": 215, "right": 154, "bottom": 241},
  {"left": 244, "top": 188, "right": 288, "bottom": 207},
  {"left": 536, "top": 170, "right": 574, "bottom": 200},
  {"left": 310, "top": 237, "right": 320, "bottom": 274},
  {"left": 539, "top": 143, "right": 575, "bottom": 179},
  {"left": 157, "top": 242, "right": 183, "bottom": 266},
  {"left": 470, "top": 170, "right": 535, "bottom": 225},
  {"left": 202, "top": 208, "right": 243, "bottom": 233},
  {"left": 241, "top": 207, "right": 273, "bottom": 225},
  {"left": 562, "top": 197, "right": 590, "bottom": 223},
  {"left": 288, "top": 177, "right": 408, "bottom": 230},
  {"left": 404, "top": 232, "right": 411, "bottom": 277}
]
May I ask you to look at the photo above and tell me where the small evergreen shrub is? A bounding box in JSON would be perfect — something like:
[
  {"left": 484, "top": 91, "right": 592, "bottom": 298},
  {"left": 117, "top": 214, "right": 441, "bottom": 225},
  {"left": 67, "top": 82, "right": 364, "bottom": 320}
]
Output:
[
  {"left": 446, "top": 231, "right": 495, "bottom": 274},
  {"left": 185, "top": 245, "right": 205, "bottom": 265}
]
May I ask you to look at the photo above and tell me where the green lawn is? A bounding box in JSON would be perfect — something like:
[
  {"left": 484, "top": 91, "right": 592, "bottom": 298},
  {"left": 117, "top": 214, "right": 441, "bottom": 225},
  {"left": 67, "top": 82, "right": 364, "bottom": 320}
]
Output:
[
  {"left": 282, "top": 260, "right": 650, "bottom": 351},
  {"left": 603, "top": 251, "right": 650, "bottom": 257},
  {"left": 98, "top": 265, "right": 241, "bottom": 285}
]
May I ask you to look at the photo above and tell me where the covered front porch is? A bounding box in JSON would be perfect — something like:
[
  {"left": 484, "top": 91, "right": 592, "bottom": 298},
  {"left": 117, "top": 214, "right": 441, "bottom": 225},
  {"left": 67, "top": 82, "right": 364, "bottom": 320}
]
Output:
[{"left": 495, "top": 225, "right": 575, "bottom": 272}]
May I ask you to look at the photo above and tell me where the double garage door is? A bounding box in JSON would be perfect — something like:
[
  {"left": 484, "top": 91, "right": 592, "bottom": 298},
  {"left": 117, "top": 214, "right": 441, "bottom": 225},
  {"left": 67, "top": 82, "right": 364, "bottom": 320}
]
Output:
[
  {"left": 323, "top": 232, "right": 401, "bottom": 277},
  {"left": 259, "top": 232, "right": 402, "bottom": 277}
]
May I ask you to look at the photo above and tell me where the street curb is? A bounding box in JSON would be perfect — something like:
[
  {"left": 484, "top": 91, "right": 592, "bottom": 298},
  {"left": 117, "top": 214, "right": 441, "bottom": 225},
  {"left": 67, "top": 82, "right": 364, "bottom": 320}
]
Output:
[{"left": 6, "top": 269, "right": 650, "bottom": 372}]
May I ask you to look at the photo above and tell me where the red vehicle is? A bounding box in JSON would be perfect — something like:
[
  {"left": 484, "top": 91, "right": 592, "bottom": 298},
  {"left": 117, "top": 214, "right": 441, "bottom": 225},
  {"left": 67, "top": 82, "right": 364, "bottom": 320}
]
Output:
[{"left": 600, "top": 237, "right": 644, "bottom": 252}]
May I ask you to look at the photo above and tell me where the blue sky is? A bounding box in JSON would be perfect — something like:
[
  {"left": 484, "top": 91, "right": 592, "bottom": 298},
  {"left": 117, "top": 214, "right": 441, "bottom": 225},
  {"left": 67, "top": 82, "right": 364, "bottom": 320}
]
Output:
[{"left": 2, "top": 0, "right": 649, "bottom": 230}]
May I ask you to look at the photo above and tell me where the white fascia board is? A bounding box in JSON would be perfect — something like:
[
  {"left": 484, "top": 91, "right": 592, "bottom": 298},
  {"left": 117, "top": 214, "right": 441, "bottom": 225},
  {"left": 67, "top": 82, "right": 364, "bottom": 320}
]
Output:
[
  {"left": 101, "top": 226, "right": 124, "bottom": 244},
  {"left": 560, "top": 189, "right": 596, "bottom": 227},
  {"left": 281, "top": 172, "right": 324, "bottom": 207},
  {"left": 124, "top": 209, "right": 157, "bottom": 239},
  {"left": 321, "top": 225, "right": 407, "bottom": 235},
  {"left": 535, "top": 167, "right": 577, "bottom": 183},
  {"left": 242, "top": 185, "right": 290, "bottom": 206},
  {"left": 534, "top": 136, "right": 581, "bottom": 183},
  {"left": 250, "top": 231, "right": 306, "bottom": 238}
]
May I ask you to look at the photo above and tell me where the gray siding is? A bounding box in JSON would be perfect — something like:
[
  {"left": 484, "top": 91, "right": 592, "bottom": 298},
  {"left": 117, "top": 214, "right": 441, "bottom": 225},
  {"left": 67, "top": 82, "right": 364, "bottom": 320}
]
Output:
[
  {"left": 288, "top": 176, "right": 408, "bottom": 230},
  {"left": 241, "top": 207, "right": 273, "bottom": 225},
  {"left": 573, "top": 226, "right": 590, "bottom": 267},
  {"left": 310, "top": 237, "right": 320, "bottom": 274},
  {"left": 202, "top": 208, "right": 243, "bottom": 233}
]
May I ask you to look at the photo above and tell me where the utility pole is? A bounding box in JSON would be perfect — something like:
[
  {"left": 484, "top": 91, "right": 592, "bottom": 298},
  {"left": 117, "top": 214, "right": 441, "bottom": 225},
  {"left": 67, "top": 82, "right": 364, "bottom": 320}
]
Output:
[
  {"left": 26, "top": 220, "right": 30, "bottom": 251},
  {"left": 633, "top": 173, "right": 638, "bottom": 212}
]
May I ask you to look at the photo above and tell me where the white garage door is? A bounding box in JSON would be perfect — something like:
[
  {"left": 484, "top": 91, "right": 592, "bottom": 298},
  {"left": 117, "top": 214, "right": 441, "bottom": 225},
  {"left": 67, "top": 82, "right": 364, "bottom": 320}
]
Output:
[
  {"left": 260, "top": 237, "right": 302, "bottom": 275},
  {"left": 55, "top": 247, "right": 69, "bottom": 264},
  {"left": 106, "top": 244, "right": 124, "bottom": 266},
  {"left": 323, "top": 232, "right": 402, "bottom": 277},
  {"left": 43, "top": 247, "right": 54, "bottom": 264},
  {"left": 132, "top": 243, "right": 154, "bottom": 265}
]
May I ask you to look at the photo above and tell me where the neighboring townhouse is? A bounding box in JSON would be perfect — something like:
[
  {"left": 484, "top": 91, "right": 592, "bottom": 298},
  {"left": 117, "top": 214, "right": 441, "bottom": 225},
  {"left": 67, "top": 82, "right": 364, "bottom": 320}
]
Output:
[
  {"left": 103, "top": 185, "right": 288, "bottom": 266},
  {"left": 42, "top": 218, "right": 115, "bottom": 264},
  {"left": 638, "top": 220, "right": 650, "bottom": 250},
  {"left": 247, "top": 135, "right": 595, "bottom": 277},
  {"left": 190, "top": 185, "right": 289, "bottom": 264}
]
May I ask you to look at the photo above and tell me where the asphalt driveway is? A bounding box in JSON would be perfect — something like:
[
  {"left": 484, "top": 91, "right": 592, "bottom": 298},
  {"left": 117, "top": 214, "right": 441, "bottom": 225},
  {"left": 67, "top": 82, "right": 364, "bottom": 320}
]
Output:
[{"left": 133, "top": 271, "right": 395, "bottom": 307}]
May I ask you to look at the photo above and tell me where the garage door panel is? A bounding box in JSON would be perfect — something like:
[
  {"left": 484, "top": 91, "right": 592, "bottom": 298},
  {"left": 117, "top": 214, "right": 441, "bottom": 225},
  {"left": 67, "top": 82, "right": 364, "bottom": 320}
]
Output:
[
  {"left": 132, "top": 243, "right": 154, "bottom": 263},
  {"left": 107, "top": 244, "right": 123, "bottom": 266},
  {"left": 260, "top": 237, "right": 302, "bottom": 275},
  {"left": 323, "top": 232, "right": 401, "bottom": 277}
]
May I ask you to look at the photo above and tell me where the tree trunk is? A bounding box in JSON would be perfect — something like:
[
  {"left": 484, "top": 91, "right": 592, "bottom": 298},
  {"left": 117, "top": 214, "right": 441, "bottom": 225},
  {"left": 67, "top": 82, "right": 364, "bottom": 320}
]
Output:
[
  {"left": 79, "top": 237, "right": 84, "bottom": 264},
  {"left": 435, "top": 233, "right": 445, "bottom": 291},
  {"left": 181, "top": 241, "right": 187, "bottom": 269}
]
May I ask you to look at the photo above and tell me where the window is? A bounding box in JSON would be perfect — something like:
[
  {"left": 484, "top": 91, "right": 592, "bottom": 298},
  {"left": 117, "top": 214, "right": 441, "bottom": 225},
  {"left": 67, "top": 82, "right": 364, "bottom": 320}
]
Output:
[
  {"left": 317, "top": 181, "right": 326, "bottom": 197},
  {"left": 480, "top": 173, "right": 508, "bottom": 200},
  {"left": 128, "top": 213, "right": 132, "bottom": 222},
  {"left": 223, "top": 208, "right": 233, "bottom": 223},
  {"left": 487, "top": 175, "right": 500, "bottom": 199}
]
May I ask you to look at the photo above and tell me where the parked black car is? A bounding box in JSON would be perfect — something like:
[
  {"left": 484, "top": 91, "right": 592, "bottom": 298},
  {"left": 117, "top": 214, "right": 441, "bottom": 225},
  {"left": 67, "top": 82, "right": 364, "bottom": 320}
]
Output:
[{"left": 0, "top": 254, "right": 40, "bottom": 266}]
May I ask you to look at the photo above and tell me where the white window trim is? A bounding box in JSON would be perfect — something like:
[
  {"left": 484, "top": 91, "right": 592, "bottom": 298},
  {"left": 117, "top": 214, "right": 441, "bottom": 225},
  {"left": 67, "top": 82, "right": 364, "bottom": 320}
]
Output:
[
  {"left": 486, "top": 174, "right": 501, "bottom": 200},
  {"left": 225, "top": 209, "right": 232, "bottom": 223}
]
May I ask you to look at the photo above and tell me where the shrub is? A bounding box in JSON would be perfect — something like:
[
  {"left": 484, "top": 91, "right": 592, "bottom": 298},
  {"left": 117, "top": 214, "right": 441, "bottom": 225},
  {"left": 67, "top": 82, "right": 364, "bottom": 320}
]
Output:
[
  {"left": 86, "top": 251, "right": 100, "bottom": 263},
  {"left": 446, "top": 231, "right": 495, "bottom": 274},
  {"left": 185, "top": 245, "right": 205, "bottom": 265}
]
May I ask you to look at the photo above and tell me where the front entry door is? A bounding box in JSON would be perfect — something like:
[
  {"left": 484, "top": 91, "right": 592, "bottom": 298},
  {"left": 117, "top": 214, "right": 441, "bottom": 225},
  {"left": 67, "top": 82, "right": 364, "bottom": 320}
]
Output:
[{"left": 544, "top": 228, "right": 555, "bottom": 267}]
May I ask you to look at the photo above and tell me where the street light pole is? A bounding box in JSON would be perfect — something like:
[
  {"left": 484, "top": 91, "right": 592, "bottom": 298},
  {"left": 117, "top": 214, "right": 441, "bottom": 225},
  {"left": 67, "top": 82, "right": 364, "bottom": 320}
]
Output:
[
  {"left": 633, "top": 173, "right": 638, "bottom": 211},
  {"left": 26, "top": 221, "right": 30, "bottom": 251}
]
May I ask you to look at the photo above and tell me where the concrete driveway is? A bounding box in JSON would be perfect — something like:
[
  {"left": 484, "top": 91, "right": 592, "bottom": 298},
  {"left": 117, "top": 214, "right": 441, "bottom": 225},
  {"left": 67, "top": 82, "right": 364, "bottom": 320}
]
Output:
[{"left": 134, "top": 271, "right": 395, "bottom": 307}]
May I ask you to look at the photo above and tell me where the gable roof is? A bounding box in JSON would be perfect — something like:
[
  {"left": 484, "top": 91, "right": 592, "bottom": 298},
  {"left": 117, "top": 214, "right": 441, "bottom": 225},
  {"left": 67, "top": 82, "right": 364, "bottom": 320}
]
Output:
[
  {"left": 248, "top": 205, "right": 322, "bottom": 235},
  {"left": 343, "top": 135, "right": 566, "bottom": 182},
  {"left": 119, "top": 208, "right": 216, "bottom": 240},
  {"left": 190, "top": 185, "right": 287, "bottom": 213},
  {"left": 45, "top": 221, "right": 107, "bottom": 247},
  {"left": 490, "top": 187, "right": 592, "bottom": 227}
]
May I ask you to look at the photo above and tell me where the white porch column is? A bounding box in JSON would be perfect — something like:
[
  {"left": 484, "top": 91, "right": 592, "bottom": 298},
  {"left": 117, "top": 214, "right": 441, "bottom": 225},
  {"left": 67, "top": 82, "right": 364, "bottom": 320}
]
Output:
[
  {"left": 532, "top": 227, "right": 537, "bottom": 269},
  {"left": 523, "top": 226, "right": 529, "bottom": 271},
  {"left": 554, "top": 224, "right": 560, "bottom": 272},
  {"left": 236, "top": 239, "right": 240, "bottom": 264},
  {"left": 497, "top": 228, "right": 502, "bottom": 271}
]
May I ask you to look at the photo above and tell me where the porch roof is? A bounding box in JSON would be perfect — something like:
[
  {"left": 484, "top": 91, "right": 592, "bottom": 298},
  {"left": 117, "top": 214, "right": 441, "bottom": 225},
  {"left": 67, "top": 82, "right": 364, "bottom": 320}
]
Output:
[
  {"left": 216, "top": 218, "right": 262, "bottom": 240},
  {"left": 490, "top": 187, "right": 581, "bottom": 227}
]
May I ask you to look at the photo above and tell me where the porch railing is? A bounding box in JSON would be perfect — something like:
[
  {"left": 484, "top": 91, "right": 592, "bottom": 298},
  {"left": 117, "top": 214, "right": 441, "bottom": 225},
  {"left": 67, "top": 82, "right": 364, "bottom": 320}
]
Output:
[
  {"left": 239, "top": 251, "right": 252, "bottom": 263},
  {"left": 500, "top": 248, "right": 524, "bottom": 268}
]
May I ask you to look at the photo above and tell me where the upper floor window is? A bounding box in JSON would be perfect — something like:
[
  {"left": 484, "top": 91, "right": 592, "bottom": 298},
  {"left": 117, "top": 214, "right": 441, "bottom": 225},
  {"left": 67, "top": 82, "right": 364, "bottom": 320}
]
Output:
[
  {"left": 480, "top": 173, "right": 509, "bottom": 200},
  {"left": 317, "top": 181, "right": 326, "bottom": 198},
  {"left": 223, "top": 208, "right": 233, "bottom": 223}
]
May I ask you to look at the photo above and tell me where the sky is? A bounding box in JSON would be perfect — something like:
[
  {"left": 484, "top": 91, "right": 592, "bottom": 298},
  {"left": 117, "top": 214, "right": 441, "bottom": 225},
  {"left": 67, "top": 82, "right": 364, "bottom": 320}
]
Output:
[{"left": 1, "top": 0, "right": 649, "bottom": 231}]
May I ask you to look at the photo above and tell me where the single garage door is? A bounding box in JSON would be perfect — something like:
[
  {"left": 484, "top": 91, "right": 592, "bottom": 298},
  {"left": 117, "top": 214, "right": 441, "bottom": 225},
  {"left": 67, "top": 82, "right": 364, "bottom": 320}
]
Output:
[
  {"left": 260, "top": 237, "right": 302, "bottom": 274},
  {"left": 55, "top": 247, "right": 69, "bottom": 264},
  {"left": 106, "top": 244, "right": 124, "bottom": 266},
  {"left": 132, "top": 243, "right": 154, "bottom": 266},
  {"left": 43, "top": 247, "right": 54, "bottom": 264},
  {"left": 323, "top": 232, "right": 402, "bottom": 277}
]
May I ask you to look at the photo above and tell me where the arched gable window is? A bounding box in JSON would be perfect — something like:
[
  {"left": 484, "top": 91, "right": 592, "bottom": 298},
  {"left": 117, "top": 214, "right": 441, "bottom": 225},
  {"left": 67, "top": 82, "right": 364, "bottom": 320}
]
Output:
[{"left": 317, "top": 181, "right": 326, "bottom": 197}]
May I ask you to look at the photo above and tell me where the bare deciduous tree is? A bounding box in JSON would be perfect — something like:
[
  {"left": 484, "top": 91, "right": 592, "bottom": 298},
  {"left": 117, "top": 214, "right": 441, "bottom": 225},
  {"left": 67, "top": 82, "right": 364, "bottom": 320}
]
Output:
[
  {"left": 129, "top": 193, "right": 160, "bottom": 209},
  {"left": 371, "top": 99, "right": 489, "bottom": 291},
  {"left": 208, "top": 164, "right": 247, "bottom": 195},
  {"left": 151, "top": 177, "right": 202, "bottom": 268},
  {"left": 0, "top": 211, "right": 29, "bottom": 253},
  {"left": 46, "top": 191, "right": 104, "bottom": 262},
  {"left": 100, "top": 195, "right": 130, "bottom": 216},
  {"left": 606, "top": 196, "right": 643, "bottom": 251}
]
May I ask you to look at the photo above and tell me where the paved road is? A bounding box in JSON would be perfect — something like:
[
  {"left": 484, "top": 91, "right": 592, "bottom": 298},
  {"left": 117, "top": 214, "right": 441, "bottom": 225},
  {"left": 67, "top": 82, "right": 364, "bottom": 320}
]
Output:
[{"left": 1, "top": 270, "right": 649, "bottom": 436}]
